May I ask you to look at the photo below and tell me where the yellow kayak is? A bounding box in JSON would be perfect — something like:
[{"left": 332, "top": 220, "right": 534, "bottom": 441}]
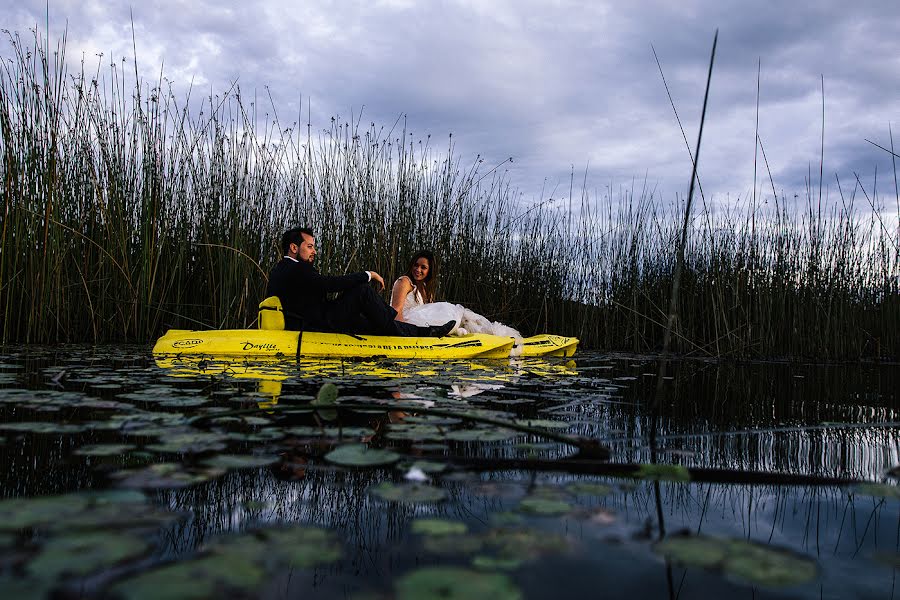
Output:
[
  {"left": 151, "top": 297, "right": 577, "bottom": 359},
  {"left": 152, "top": 329, "right": 516, "bottom": 359},
  {"left": 518, "top": 334, "right": 579, "bottom": 357}
]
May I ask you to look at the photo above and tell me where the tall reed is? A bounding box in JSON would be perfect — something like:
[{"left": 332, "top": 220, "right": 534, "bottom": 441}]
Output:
[{"left": 1, "top": 30, "right": 897, "bottom": 359}]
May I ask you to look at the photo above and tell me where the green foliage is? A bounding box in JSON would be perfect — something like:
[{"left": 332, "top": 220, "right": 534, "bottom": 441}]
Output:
[{"left": 1, "top": 30, "right": 897, "bottom": 360}]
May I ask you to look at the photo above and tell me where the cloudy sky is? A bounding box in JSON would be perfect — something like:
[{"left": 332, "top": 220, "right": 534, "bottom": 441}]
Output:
[{"left": 4, "top": 0, "right": 900, "bottom": 208}]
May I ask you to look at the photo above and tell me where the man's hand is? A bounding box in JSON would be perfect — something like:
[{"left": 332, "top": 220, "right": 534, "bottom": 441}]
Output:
[{"left": 368, "top": 271, "right": 385, "bottom": 290}]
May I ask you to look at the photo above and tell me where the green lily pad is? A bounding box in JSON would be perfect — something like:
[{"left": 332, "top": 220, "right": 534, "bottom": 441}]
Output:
[
  {"left": 286, "top": 426, "right": 374, "bottom": 439},
  {"left": 384, "top": 424, "right": 445, "bottom": 441},
  {"left": 490, "top": 512, "right": 525, "bottom": 527},
  {"left": 855, "top": 483, "right": 900, "bottom": 499},
  {"left": 313, "top": 383, "right": 339, "bottom": 405},
  {"left": 259, "top": 526, "right": 342, "bottom": 567},
  {"left": 485, "top": 528, "right": 570, "bottom": 560},
  {"left": 145, "top": 431, "right": 229, "bottom": 454},
  {"left": 111, "top": 463, "right": 226, "bottom": 489},
  {"left": 0, "top": 422, "right": 86, "bottom": 434},
  {"left": 395, "top": 567, "right": 521, "bottom": 600},
  {"left": 0, "top": 494, "right": 89, "bottom": 530},
  {"left": 369, "top": 482, "right": 446, "bottom": 503},
  {"left": 445, "top": 428, "right": 518, "bottom": 442},
  {"left": 325, "top": 444, "right": 400, "bottom": 467},
  {"left": 226, "top": 430, "right": 285, "bottom": 442},
  {"left": 110, "top": 553, "right": 266, "bottom": 600},
  {"left": 654, "top": 535, "right": 817, "bottom": 587},
  {"left": 201, "top": 455, "right": 279, "bottom": 469},
  {"left": 566, "top": 482, "right": 613, "bottom": 496},
  {"left": 75, "top": 443, "right": 137, "bottom": 457},
  {"left": 423, "top": 534, "right": 484, "bottom": 555},
  {"left": 472, "top": 556, "right": 523, "bottom": 571},
  {"left": 27, "top": 531, "right": 149, "bottom": 579},
  {"left": 514, "top": 419, "right": 569, "bottom": 429},
  {"left": 517, "top": 497, "right": 572, "bottom": 516},
  {"left": 402, "top": 416, "right": 461, "bottom": 426},
  {"left": 634, "top": 464, "right": 691, "bottom": 482},
  {"left": 156, "top": 397, "right": 209, "bottom": 408},
  {"left": 412, "top": 519, "right": 468, "bottom": 536},
  {"left": 655, "top": 536, "right": 727, "bottom": 568},
  {"left": 722, "top": 540, "right": 817, "bottom": 586},
  {"left": 0, "top": 576, "right": 51, "bottom": 600}
]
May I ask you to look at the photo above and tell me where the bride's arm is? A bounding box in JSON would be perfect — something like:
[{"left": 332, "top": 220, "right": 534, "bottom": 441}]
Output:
[{"left": 390, "top": 277, "right": 413, "bottom": 321}]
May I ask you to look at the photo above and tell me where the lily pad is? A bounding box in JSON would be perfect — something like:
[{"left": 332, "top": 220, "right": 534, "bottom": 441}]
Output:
[
  {"left": 395, "top": 567, "right": 521, "bottom": 600},
  {"left": 369, "top": 482, "right": 446, "bottom": 503},
  {"left": 445, "top": 428, "right": 518, "bottom": 442},
  {"left": 722, "top": 540, "right": 817, "bottom": 587},
  {"left": 514, "top": 419, "right": 569, "bottom": 429},
  {"left": 472, "top": 556, "right": 523, "bottom": 571},
  {"left": 75, "top": 443, "right": 137, "bottom": 457},
  {"left": 313, "top": 382, "right": 339, "bottom": 405},
  {"left": 27, "top": 531, "right": 150, "bottom": 579},
  {"left": 0, "top": 494, "right": 89, "bottom": 530},
  {"left": 145, "top": 431, "right": 230, "bottom": 454},
  {"left": 566, "top": 482, "right": 613, "bottom": 496},
  {"left": 423, "top": 534, "right": 484, "bottom": 555},
  {"left": 110, "top": 553, "right": 266, "bottom": 600},
  {"left": 412, "top": 519, "right": 468, "bottom": 536},
  {"left": 485, "top": 528, "right": 570, "bottom": 560},
  {"left": 201, "top": 455, "right": 279, "bottom": 469},
  {"left": 655, "top": 536, "right": 727, "bottom": 569},
  {"left": 634, "top": 464, "right": 691, "bottom": 482},
  {"left": 255, "top": 526, "right": 342, "bottom": 567},
  {"left": 111, "top": 463, "right": 226, "bottom": 489},
  {"left": 654, "top": 535, "right": 817, "bottom": 587},
  {"left": 384, "top": 424, "right": 445, "bottom": 441},
  {"left": 517, "top": 497, "right": 572, "bottom": 516},
  {"left": 325, "top": 444, "right": 400, "bottom": 467},
  {"left": 854, "top": 483, "right": 900, "bottom": 499},
  {"left": 0, "top": 422, "right": 86, "bottom": 434}
]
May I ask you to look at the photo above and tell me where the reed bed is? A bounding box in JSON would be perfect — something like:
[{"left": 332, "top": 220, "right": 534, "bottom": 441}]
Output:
[{"left": 1, "top": 31, "right": 897, "bottom": 359}]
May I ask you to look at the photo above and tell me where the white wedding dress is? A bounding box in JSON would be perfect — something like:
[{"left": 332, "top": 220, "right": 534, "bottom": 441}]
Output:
[{"left": 395, "top": 276, "right": 523, "bottom": 355}]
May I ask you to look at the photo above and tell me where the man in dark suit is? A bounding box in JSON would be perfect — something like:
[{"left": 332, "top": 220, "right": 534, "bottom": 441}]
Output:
[{"left": 266, "top": 227, "right": 455, "bottom": 336}]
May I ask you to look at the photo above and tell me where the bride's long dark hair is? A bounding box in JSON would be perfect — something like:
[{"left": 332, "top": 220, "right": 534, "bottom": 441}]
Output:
[{"left": 404, "top": 250, "right": 437, "bottom": 303}]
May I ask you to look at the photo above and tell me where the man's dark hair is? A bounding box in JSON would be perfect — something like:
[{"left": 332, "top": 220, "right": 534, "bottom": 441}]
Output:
[{"left": 281, "top": 227, "right": 314, "bottom": 255}]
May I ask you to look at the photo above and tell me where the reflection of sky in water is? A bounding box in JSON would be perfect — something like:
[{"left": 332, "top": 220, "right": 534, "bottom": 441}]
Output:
[{"left": 0, "top": 346, "right": 897, "bottom": 598}]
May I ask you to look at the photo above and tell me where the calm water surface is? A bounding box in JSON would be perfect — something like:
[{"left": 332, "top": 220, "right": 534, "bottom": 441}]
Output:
[{"left": 0, "top": 346, "right": 897, "bottom": 599}]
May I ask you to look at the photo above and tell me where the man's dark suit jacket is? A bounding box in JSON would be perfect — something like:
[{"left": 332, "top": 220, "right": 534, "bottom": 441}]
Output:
[{"left": 265, "top": 258, "right": 368, "bottom": 331}]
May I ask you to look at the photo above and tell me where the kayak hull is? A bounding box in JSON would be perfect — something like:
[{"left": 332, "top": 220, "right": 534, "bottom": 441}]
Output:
[
  {"left": 152, "top": 329, "right": 516, "bottom": 359},
  {"left": 519, "top": 334, "right": 579, "bottom": 357}
]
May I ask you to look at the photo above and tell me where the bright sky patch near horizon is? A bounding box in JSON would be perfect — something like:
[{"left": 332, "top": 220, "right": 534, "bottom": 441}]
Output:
[{"left": 3, "top": 0, "right": 899, "bottom": 210}]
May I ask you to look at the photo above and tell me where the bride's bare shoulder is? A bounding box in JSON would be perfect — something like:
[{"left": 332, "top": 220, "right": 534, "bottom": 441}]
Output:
[{"left": 392, "top": 275, "right": 413, "bottom": 291}]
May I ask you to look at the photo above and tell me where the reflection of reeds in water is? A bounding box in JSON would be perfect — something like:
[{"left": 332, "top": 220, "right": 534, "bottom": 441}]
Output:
[{"left": 1, "top": 30, "right": 897, "bottom": 359}]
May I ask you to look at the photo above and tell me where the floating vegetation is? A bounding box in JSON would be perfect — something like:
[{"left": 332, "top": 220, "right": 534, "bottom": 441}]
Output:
[
  {"left": 395, "top": 567, "right": 522, "bottom": 600},
  {"left": 517, "top": 496, "right": 572, "bottom": 516},
  {"left": 633, "top": 464, "right": 692, "bottom": 482},
  {"left": 412, "top": 519, "right": 469, "bottom": 536},
  {"left": 325, "top": 444, "right": 401, "bottom": 467},
  {"left": 566, "top": 482, "right": 613, "bottom": 496},
  {"left": 111, "top": 463, "right": 226, "bottom": 489},
  {"left": 654, "top": 535, "right": 817, "bottom": 587},
  {"left": 854, "top": 483, "right": 900, "bottom": 499},
  {"left": 27, "top": 531, "right": 150, "bottom": 579},
  {"left": 200, "top": 454, "right": 279, "bottom": 469},
  {"left": 75, "top": 443, "right": 138, "bottom": 457},
  {"left": 369, "top": 482, "right": 447, "bottom": 503}
]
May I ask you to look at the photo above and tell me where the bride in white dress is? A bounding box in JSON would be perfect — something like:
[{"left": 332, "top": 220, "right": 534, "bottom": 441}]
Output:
[{"left": 390, "top": 251, "right": 523, "bottom": 353}]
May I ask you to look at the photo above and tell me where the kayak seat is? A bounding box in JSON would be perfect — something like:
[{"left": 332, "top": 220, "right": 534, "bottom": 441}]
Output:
[{"left": 258, "top": 296, "right": 285, "bottom": 330}]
